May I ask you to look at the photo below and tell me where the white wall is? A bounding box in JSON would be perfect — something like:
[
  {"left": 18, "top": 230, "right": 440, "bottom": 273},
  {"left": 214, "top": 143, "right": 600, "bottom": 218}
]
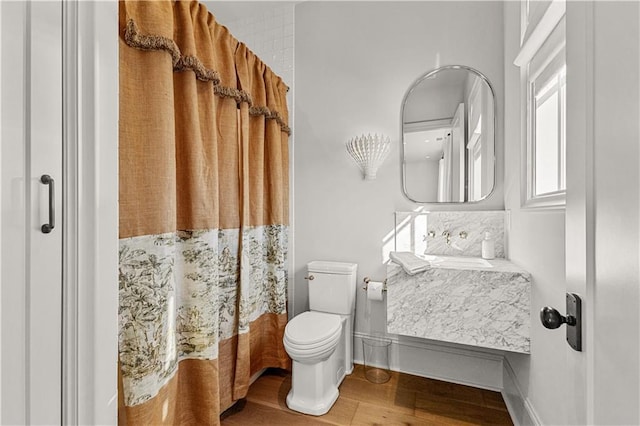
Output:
[
  {"left": 294, "top": 1, "right": 504, "bottom": 337},
  {"left": 404, "top": 159, "right": 439, "bottom": 202},
  {"left": 206, "top": 2, "right": 294, "bottom": 88},
  {"left": 502, "top": 2, "right": 567, "bottom": 424},
  {"left": 403, "top": 82, "right": 463, "bottom": 123}
]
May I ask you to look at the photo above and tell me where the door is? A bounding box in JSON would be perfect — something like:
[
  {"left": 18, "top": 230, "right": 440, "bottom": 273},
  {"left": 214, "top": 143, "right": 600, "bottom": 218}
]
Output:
[
  {"left": 565, "top": 1, "right": 640, "bottom": 424},
  {"left": 0, "top": 1, "right": 63, "bottom": 423}
]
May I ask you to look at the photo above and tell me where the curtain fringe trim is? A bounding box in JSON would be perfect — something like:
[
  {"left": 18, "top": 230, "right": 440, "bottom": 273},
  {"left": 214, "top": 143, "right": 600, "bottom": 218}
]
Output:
[
  {"left": 214, "top": 85, "right": 254, "bottom": 105},
  {"left": 249, "top": 106, "right": 291, "bottom": 135},
  {"left": 124, "top": 19, "right": 181, "bottom": 67},
  {"left": 176, "top": 55, "right": 221, "bottom": 85},
  {"left": 124, "top": 19, "right": 291, "bottom": 136}
]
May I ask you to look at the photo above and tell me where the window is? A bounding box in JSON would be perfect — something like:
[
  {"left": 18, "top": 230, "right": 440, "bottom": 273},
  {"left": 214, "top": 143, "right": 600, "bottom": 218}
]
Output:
[
  {"left": 530, "top": 58, "right": 566, "bottom": 200},
  {"left": 515, "top": 0, "right": 566, "bottom": 208}
]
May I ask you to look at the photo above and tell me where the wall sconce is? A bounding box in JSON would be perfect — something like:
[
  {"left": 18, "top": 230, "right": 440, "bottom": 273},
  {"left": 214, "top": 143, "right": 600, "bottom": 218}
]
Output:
[{"left": 346, "top": 133, "right": 391, "bottom": 180}]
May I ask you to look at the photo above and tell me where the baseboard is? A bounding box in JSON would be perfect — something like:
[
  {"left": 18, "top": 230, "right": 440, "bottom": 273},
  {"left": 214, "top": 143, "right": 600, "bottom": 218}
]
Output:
[
  {"left": 502, "top": 358, "right": 542, "bottom": 426},
  {"left": 353, "top": 332, "right": 504, "bottom": 391},
  {"left": 250, "top": 368, "right": 267, "bottom": 385}
]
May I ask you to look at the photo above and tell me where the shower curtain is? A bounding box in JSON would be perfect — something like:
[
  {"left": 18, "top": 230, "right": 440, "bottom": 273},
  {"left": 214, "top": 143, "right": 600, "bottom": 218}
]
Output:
[{"left": 117, "top": 1, "right": 290, "bottom": 423}]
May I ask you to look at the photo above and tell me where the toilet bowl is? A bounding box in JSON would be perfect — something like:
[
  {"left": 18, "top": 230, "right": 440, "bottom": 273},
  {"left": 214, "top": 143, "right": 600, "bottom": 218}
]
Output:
[
  {"left": 283, "top": 261, "right": 357, "bottom": 416},
  {"left": 284, "top": 311, "right": 342, "bottom": 363}
]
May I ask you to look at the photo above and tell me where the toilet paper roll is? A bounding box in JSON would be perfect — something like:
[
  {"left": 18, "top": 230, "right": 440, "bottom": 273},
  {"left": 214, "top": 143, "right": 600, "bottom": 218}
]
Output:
[{"left": 367, "top": 281, "right": 384, "bottom": 301}]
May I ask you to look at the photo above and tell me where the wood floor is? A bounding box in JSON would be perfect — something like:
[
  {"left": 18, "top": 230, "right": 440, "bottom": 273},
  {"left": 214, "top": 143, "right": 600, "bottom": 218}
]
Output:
[{"left": 220, "top": 365, "right": 513, "bottom": 425}]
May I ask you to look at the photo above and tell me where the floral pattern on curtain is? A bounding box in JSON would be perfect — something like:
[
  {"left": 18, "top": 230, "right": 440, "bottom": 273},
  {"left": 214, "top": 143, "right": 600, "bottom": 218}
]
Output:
[
  {"left": 119, "top": 225, "right": 287, "bottom": 406},
  {"left": 118, "top": 0, "right": 290, "bottom": 423}
]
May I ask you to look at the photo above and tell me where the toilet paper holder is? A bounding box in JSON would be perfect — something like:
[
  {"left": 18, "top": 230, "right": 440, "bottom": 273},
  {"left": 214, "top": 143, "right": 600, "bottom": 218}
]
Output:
[{"left": 362, "top": 277, "right": 388, "bottom": 292}]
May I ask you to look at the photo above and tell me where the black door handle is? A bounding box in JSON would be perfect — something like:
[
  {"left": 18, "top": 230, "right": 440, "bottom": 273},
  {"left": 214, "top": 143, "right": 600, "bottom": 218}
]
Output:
[
  {"left": 540, "top": 293, "right": 582, "bottom": 352},
  {"left": 40, "top": 174, "right": 55, "bottom": 234},
  {"left": 540, "top": 307, "right": 576, "bottom": 329}
]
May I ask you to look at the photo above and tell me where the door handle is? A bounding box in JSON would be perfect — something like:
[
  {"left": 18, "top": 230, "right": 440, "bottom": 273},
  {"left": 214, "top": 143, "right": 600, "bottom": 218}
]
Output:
[
  {"left": 540, "top": 307, "right": 576, "bottom": 328},
  {"left": 540, "top": 293, "right": 582, "bottom": 352},
  {"left": 40, "top": 174, "right": 55, "bottom": 234}
]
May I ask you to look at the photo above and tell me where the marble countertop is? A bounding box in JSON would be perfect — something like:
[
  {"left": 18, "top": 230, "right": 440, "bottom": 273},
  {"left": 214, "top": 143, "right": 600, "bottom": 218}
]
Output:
[
  {"left": 408, "top": 255, "right": 531, "bottom": 275},
  {"left": 386, "top": 257, "right": 531, "bottom": 354}
]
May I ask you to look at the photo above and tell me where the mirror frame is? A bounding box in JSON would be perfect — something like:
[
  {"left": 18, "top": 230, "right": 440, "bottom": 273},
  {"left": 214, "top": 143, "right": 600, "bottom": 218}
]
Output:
[{"left": 400, "top": 65, "right": 497, "bottom": 204}]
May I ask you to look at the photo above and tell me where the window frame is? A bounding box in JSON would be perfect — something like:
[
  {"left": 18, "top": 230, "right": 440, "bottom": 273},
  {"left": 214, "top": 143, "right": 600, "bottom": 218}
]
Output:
[
  {"left": 526, "top": 52, "right": 566, "bottom": 207},
  {"left": 515, "top": 0, "right": 567, "bottom": 209}
]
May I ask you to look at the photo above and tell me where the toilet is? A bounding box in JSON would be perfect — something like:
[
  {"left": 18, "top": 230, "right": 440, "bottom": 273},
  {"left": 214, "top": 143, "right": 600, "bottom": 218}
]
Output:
[{"left": 283, "top": 261, "right": 357, "bottom": 415}]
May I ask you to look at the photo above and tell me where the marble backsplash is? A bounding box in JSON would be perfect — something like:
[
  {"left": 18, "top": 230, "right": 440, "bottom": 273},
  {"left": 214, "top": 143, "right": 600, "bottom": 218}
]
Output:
[{"left": 394, "top": 210, "right": 506, "bottom": 258}]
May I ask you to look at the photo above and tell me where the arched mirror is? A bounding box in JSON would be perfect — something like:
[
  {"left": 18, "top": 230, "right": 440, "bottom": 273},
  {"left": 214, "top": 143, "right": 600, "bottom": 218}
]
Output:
[{"left": 401, "top": 66, "right": 495, "bottom": 203}]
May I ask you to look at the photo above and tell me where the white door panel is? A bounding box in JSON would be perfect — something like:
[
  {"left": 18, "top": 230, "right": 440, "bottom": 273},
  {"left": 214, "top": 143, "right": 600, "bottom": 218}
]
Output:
[
  {"left": 566, "top": 1, "right": 640, "bottom": 424},
  {"left": 29, "top": 2, "right": 62, "bottom": 424},
  {"left": 1, "top": 1, "right": 62, "bottom": 424},
  {"left": 1, "top": 2, "right": 29, "bottom": 423},
  {"left": 590, "top": 2, "right": 639, "bottom": 423}
]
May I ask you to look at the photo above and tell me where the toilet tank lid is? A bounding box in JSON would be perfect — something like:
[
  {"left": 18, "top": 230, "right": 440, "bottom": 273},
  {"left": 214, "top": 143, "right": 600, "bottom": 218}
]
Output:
[{"left": 307, "top": 261, "right": 357, "bottom": 275}]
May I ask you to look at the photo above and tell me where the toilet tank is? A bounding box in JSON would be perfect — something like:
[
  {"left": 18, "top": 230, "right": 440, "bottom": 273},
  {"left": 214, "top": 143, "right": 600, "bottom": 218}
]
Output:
[{"left": 307, "top": 261, "right": 358, "bottom": 315}]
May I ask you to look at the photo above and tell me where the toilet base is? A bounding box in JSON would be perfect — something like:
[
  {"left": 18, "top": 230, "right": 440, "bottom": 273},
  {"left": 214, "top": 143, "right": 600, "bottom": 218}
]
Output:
[
  {"left": 286, "top": 386, "right": 339, "bottom": 416},
  {"left": 285, "top": 354, "right": 343, "bottom": 416}
]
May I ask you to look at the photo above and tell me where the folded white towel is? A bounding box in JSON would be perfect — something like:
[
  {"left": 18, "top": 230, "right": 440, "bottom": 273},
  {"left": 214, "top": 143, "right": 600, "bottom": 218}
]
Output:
[{"left": 389, "top": 251, "right": 431, "bottom": 275}]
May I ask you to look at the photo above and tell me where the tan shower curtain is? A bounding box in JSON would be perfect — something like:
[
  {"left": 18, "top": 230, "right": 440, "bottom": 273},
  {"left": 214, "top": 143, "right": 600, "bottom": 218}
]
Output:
[{"left": 118, "top": 1, "right": 290, "bottom": 423}]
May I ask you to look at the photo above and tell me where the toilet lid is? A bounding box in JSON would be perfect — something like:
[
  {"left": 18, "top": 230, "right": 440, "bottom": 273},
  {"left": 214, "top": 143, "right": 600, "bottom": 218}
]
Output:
[{"left": 285, "top": 311, "right": 342, "bottom": 346}]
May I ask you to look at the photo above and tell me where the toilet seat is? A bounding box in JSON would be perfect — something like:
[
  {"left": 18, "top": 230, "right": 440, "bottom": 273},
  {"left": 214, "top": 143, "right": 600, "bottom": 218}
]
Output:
[
  {"left": 285, "top": 312, "right": 342, "bottom": 345},
  {"left": 284, "top": 312, "right": 342, "bottom": 361},
  {"left": 284, "top": 327, "right": 341, "bottom": 351}
]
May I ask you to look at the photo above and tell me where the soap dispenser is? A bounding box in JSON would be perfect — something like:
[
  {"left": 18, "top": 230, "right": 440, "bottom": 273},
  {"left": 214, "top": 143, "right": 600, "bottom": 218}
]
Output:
[{"left": 481, "top": 231, "right": 495, "bottom": 260}]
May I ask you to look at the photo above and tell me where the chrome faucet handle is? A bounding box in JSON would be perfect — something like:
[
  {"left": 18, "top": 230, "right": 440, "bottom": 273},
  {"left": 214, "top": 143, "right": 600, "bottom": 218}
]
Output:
[
  {"left": 459, "top": 231, "right": 468, "bottom": 239},
  {"left": 442, "top": 230, "right": 451, "bottom": 245},
  {"left": 428, "top": 230, "right": 436, "bottom": 238}
]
